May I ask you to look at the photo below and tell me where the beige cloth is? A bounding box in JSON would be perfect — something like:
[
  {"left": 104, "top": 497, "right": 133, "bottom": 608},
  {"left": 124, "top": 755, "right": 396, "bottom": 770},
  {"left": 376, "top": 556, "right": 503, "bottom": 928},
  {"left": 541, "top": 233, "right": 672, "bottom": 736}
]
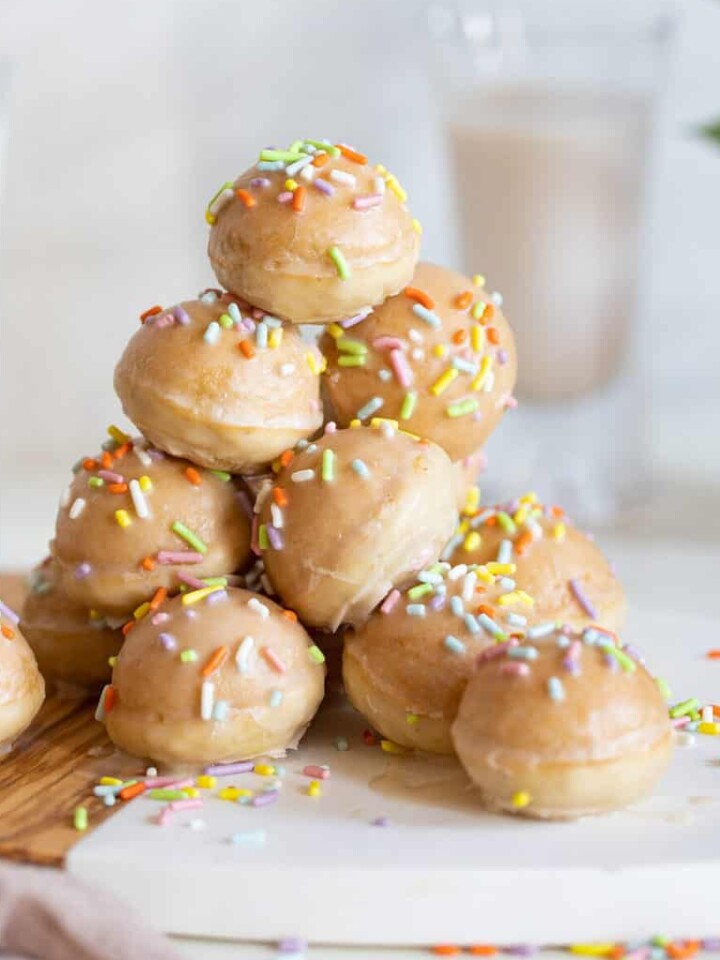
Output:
[{"left": 0, "top": 863, "right": 181, "bottom": 960}]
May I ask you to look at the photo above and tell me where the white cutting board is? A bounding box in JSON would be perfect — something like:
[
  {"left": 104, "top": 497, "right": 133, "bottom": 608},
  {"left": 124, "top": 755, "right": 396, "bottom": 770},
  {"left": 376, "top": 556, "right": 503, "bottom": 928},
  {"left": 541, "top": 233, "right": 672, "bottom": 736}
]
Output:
[{"left": 66, "top": 598, "right": 720, "bottom": 947}]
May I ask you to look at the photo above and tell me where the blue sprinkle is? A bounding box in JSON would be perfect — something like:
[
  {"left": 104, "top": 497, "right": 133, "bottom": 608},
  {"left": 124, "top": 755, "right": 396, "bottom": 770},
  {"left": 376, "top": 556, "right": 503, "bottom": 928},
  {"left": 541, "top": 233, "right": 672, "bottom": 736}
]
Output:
[
  {"left": 444, "top": 635, "right": 466, "bottom": 655},
  {"left": 411, "top": 304, "right": 441, "bottom": 328},
  {"left": 351, "top": 459, "right": 371, "bottom": 479},
  {"left": 452, "top": 357, "right": 479, "bottom": 375},
  {"left": 212, "top": 700, "right": 230, "bottom": 721},
  {"left": 464, "top": 613, "right": 481, "bottom": 635},
  {"left": 406, "top": 604, "right": 426, "bottom": 617},
  {"left": 507, "top": 646, "right": 539, "bottom": 661},
  {"left": 505, "top": 612, "right": 527, "bottom": 627},
  {"left": 527, "top": 622, "right": 557, "bottom": 640},
  {"left": 441, "top": 535, "right": 463, "bottom": 560},
  {"left": 547, "top": 676, "right": 565, "bottom": 701},
  {"left": 356, "top": 396, "right": 384, "bottom": 421},
  {"left": 269, "top": 689, "right": 283, "bottom": 708},
  {"left": 497, "top": 539, "right": 513, "bottom": 563},
  {"left": 450, "top": 595, "right": 465, "bottom": 617},
  {"left": 256, "top": 321, "right": 268, "bottom": 349},
  {"left": 478, "top": 612, "right": 506, "bottom": 639},
  {"left": 257, "top": 160, "right": 284, "bottom": 171}
]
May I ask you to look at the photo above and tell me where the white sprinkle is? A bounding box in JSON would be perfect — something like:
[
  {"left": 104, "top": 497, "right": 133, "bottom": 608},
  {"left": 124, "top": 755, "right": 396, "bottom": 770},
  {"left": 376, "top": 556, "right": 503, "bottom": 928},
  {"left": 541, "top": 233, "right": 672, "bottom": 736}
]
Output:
[
  {"left": 491, "top": 291, "right": 503, "bottom": 307},
  {"left": 134, "top": 445, "right": 153, "bottom": 468},
  {"left": 497, "top": 539, "right": 513, "bottom": 564},
  {"left": 483, "top": 371, "right": 495, "bottom": 393},
  {"left": 270, "top": 503, "right": 284, "bottom": 529},
  {"left": 248, "top": 598, "right": 270, "bottom": 619},
  {"left": 129, "top": 479, "right": 149, "bottom": 519},
  {"left": 380, "top": 423, "right": 395, "bottom": 440},
  {"left": 703, "top": 705, "right": 714, "bottom": 723},
  {"left": 291, "top": 469, "right": 315, "bottom": 483},
  {"left": 280, "top": 362, "right": 296, "bottom": 376},
  {"left": 60, "top": 484, "right": 72, "bottom": 508},
  {"left": 236, "top": 635, "right": 255, "bottom": 674},
  {"left": 203, "top": 320, "right": 221, "bottom": 345},
  {"left": 411, "top": 348, "right": 425, "bottom": 362},
  {"left": 330, "top": 169, "right": 356, "bottom": 187},
  {"left": 408, "top": 328, "right": 424, "bottom": 344},
  {"left": 146, "top": 766, "right": 158, "bottom": 777},
  {"left": 269, "top": 689, "right": 283, "bottom": 708},
  {"left": 378, "top": 369, "right": 392, "bottom": 382},
  {"left": 374, "top": 175, "right": 386, "bottom": 194},
  {"left": 69, "top": 497, "right": 86, "bottom": 520},
  {"left": 200, "top": 680, "right": 215, "bottom": 721},
  {"left": 462, "top": 571, "right": 477, "bottom": 602},
  {"left": 300, "top": 164, "right": 316, "bottom": 182},
  {"left": 447, "top": 564, "right": 468, "bottom": 582}
]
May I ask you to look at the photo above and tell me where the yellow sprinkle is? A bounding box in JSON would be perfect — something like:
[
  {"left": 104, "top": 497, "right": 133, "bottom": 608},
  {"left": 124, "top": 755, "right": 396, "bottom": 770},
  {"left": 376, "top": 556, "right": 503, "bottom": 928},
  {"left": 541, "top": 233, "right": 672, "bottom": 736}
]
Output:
[
  {"left": 370, "top": 417, "right": 399, "bottom": 430},
  {"left": 464, "top": 531, "right": 481, "bottom": 552},
  {"left": 107, "top": 424, "right": 130, "bottom": 445},
  {"left": 327, "top": 323, "right": 344, "bottom": 340},
  {"left": 552, "top": 522, "right": 567, "bottom": 541},
  {"left": 406, "top": 712, "right": 420, "bottom": 726},
  {"left": 268, "top": 327, "right": 283, "bottom": 349},
  {"left": 108, "top": 656, "right": 118, "bottom": 667},
  {"left": 133, "top": 601, "right": 150, "bottom": 621},
  {"left": 471, "top": 324, "right": 485, "bottom": 352},
  {"left": 139, "top": 475, "right": 153, "bottom": 492},
  {"left": 89, "top": 609, "right": 103, "bottom": 621},
  {"left": 475, "top": 565, "right": 495, "bottom": 584},
  {"left": 411, "top": 218, "right": 422, "bottom": 235},
  {"left": 285, "top": 178, "right": 298, "bottom": 191},
  {"left": 349, "top": 419, "right": 362, "bottom": 429},
  {"left": 516, "top": 590, "right": 535, "bottom": 606},
  {"left": 457, "top": 519, "right": 470, "bottom": 535},
  {"left": 397, "top": 429, "right": 421, "bottom": 441},
  {"left": 182, "top": 586, "right": 221, "bottom": 606},
  {"left": 196, "top": 775, "right": 216, "bottom": 790},
  {"left": 463, "top": 486, "right": 481, "bottom": 515},
  {"left": 218, "top": 786, "right": 253, "bottom": 801},
  {"left": 486, "top": 562, "right": 516, "bottom": 575},
  {"left": 307, "top": 780, "right": 322, "bottom": 797},
  {"left": 430, "top": 368, "right": 459, "bottom": 396},
  {"left": 472, "top": 355, "right": 493, "bottom": 391},
  {"left": 471, "top": 300, "right": 487, "bottom": 321},
  {"left": 254, "top": 763, "right": 275, "bottom": 777},
  {"left": 115, "top": 509, "right": 131, "bottom": 528},
  {"left": 497, "top": 591, "right": 521, "bottom": 606},
  {"left": 183, "top": 788, "right": 200, "bottom": 799},
  {"left": 512, "top": 790, "right": 531, "bottom": 809},
  {"left": 205, "top": 211, "right": 217, "bottom": 225},
  {"left": 99, "top": 776, "right": 123, "bottom": 786},
  {"left": 472, "top": 274, "right": 486, "bottom": 287},
  {"left": 433, "top": 344, "right": 447, "bottom": 359},
  {"left": 385, "top": 174, "right": 407, "bottom": 203},
  {"left": 569, "top": 947, "right": 618, "bottom": 957},
  {"left": 514, "top": 504, "right": 530, "bottom": 526},
  {"left": 519, "top": 492, "right": 538, "bottom": 504},
  {"left": 698, "top": 722, "right": 720, "bottom": 735},
  {"left": 306, "top": 351, "right": 326, "bottom": 375},
  {"left": 376, "top": 163, "right": 387, "bottom": 174},
  {"left": 380, "top": 739, "right": 408, "bottom": 755}
]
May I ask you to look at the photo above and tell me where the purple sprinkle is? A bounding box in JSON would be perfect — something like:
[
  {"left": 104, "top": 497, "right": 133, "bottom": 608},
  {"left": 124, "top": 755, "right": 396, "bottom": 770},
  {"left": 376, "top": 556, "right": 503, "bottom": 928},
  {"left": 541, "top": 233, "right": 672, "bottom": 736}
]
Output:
[
  {"left": 174, "top": 305, "right": 192, "bottom": 326},
  {"left": 206, "top": 589, "right": 228, "bottom": 605},
  {"left": 277, "top": 191, "right": 293, "bottom": 203},
  {"left": 568, "top": 578, "right": 598, "bottom": 619},
  {"left": 497, "top": 348, "right": 509, "bottom": 365},
  {"left": 251, "top": 790, "right": 279, "bottom": 808},
  {"left": 204, "top": 760, "right": 254, "bottom": 777},
  {"left": 240, "top": 317, "right": 256, "bottom": 333},
  {"left": 340, "top": 308, "right": 371, "bottom": 329},
  {"left": 74, "top": 562, "right": 92, "bottom": 580},
  {"left": 185, "top": 609, "right": 198, "bottom": 619},
  {"left": 177, "top": 571, "right": 207, "bottom": 590},
  {"left": 429, "top": 593, "right": 446, "bottom": 612},
  {"left": 506, "top": 947, "right": 537, "bottom": 957},
  {"left": 154, "top": 313, "right": 175, "bottom": 329},
  {"left": 147, "top": 448, "right": 165, "bottom": 460},
  {"left": 0, "top": 600, "right": 20, "bottom": 625},
  {"left": 278, "top": 938, "right": 308, "bottom": 954},
  {"left": 159, "top": 633, "right": 177, "bottom": 651},
  {"left": 562, "top": 657, "right": 581, "bottom": 675},
  {"left": 152, "top": 612, "right": 170, "bottom": 625},
  {"left": 604, "top": 652, "right": 619, "bottom": 672},
  {"left": 623, "top": 642, "right": 646, "bottom": 665},
  {"left": 371, "top": 816, "right": 390, "bottom": 827},
  {"left": 314, "top": 178, "right": 334, "bottom": 196},
  {"left": 250, "top": 177, "right": 271, "bottom": 189},
  {"left": 702, "top": 941, "right": 720, "bottom": 951},
  {"left": 267, "top": 525, "right": 284, "bottom": 550}
]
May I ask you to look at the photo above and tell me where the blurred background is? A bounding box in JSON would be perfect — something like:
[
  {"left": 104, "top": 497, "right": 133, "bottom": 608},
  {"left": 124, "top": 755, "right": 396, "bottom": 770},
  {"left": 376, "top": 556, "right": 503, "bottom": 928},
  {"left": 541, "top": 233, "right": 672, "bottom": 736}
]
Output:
[{"left": 0, "top": 0, "right": 719, "bottom": 568}]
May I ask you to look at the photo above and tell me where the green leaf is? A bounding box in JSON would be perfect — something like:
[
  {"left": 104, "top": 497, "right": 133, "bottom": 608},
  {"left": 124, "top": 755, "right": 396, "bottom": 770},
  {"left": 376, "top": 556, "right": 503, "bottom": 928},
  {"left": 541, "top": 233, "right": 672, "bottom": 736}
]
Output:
[{"left": 699, "top": 119, "right": 720, "bottom": 147}]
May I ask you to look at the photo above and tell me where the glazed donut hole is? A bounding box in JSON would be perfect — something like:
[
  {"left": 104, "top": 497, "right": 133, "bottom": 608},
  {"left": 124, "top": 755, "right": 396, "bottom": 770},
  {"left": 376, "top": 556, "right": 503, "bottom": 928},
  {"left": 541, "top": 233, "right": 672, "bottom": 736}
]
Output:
[
  {"left": 114, "top": 292, "right": 324, "bottom": 474},
  {"left": 258, "top": 424, "right": 458, "bottom": 631},
  {"left": 321, "top": 262, "right": 517, "bottom": 461},
  {"left": 452, "top": 627, "right": 674, "bottom": 820},
  {"left": 103, "top": 587, "right": 326, "bottom": 766},
  {"left": 51, "top": 430, "right": 253, "bottom": 617},
  {"left": 206, "top": 139, "right": 420, "bottom": 325},
  {"left": 0, "top": 599, "right": 45, "bottom": 750}
]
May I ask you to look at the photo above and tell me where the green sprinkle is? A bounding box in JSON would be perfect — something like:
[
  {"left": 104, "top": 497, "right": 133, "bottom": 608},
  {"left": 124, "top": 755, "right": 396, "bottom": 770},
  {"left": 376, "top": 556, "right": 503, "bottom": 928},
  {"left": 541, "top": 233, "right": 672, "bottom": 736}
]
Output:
[
  {"left": 328, "top": 245, "right": 351, "bottom": 280},
  {"left": 201, "top": 577, "right": 228, "bottom": 587},
  {"left": 408, "top": 583, "right": 433, "bottom": 601},
  {"left": 337, "top": 337, "right": 368, "bottom": 355},
  {"left": 471, "top": 301, "right": 487, "bottom": 321},
  {"left": 601, "top": 644, "right": 637, "bottom": 673},
  {"left": 73, "top": 806, "right": 88, "bottom": 832},
  {"left": 406, "top": 712, "right": 420, "bottom": 726},
  {"left": 218, "top": 312, "right": 233, "bottom": 329},
  {"left": 303, "top": 140, "right": 341, "bottom": 156},
  {"left": 148, "top": 789, "right": 189, "bottom": 801},
  {"left": 321, "top": 448, "right": 336, "bottom": 482},
  {"left": 88, "top": 477, "right": 104, "bottom": 488},
  {"left": 656, "top": 677, "right": 672, "bottom": 700},
  {"left": 400, "top": 391, "right": 417, "bottom": 420},
  {"left": 259, "top": 149, "right": 304, "bottom": 162},
  {"left": 180, "top": 649, "right": 199, "bottom": 663},
  {"left": 308, "top": 645, "right": 326, "bottom": 664},
  {"left": 338, "top": 355, "right": 367, "bottom": 367},
  {"left": 108, "top": 656, "right": 118, "bottom": 668},
  {"left": 670, "top": 697, "right": 699, "bottom": 719},
  {"left": 446, "top": 398, "right": 480, "bottom": 418},
  {"left": 171, "top": 521, "right": 208, "bottom": 554},
  {"left": 258, "top": 523, "right": 269, "bottom": 550},
  {"left": 496, "top": 511, "right": 517, "bottom": 535},
  {"left": 210, "top": 470, "right": 232, "bottom": 482}
]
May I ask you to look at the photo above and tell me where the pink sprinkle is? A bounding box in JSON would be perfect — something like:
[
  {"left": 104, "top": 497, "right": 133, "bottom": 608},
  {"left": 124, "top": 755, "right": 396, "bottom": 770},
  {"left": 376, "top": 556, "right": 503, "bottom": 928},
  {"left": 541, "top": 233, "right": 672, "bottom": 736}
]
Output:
[
  {"left": 277, "top": 191, "right": 293, "bottom": 203},
  {"left": 672, "top": 716, "right": 691, "bottom": 729},
  {"left": 372, "top": 336, "right": 405, "bottom": 351},
  {"left": 154, "top": 313, "right": 175, "bottom": 329},
  {"left": 476, "top": 638, "right": 519, "bottom": 664},
  {"left": 251, "top": 308, "right": 265, "bottom": 319},
  {"left": 324, "top": 421, "right": 337, "bottom": 434},
  {"left": 352, "top": 193, "right": 383, "bottom": 210},
  {"left": 500, "top": 661, "right": 531, "bottom": 677},
  {"left": 151, "top": 612, "right": 169, "bottom": 625},
  {"left": 505, "top": 395, "right": 519, "bottom": 409},
  {"left": 157, "top": 810, "right": 173, "bottom": 827},
  {"left": 157, "top": 551, "right": 205, "bottom": 565},
  {"left": 380, "top": 589, "right": 401, "bottom": 615},
  {"left": 566, "top": 640, "right": 582, "bottom": 661},
  {"left": 144, "top": 777, "right": 194, "bottom": 789},
  {"left": 168, "top": 798, "right": 204, "bottom": 812},
  {"left": 261, "top": 647, "right": 287, "bottom": 674},
  {"left": 177, "top": 571, "right": 207, "bottom": 590},
  {"left": 389, "top": 348, "right": 414, "bottom": 388},
  {"left": 302, "top": 765, "right": 330, "bottom": 780},
  {"left": 98, "top": 469, "right": 125, "bottom": 483}
]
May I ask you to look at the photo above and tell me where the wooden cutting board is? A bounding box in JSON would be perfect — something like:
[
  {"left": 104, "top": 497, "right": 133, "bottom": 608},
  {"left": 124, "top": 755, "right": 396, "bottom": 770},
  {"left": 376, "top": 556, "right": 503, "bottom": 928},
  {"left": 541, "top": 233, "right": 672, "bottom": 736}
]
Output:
[{"left": 0, "top": 573, "right": 132, "bottom": 866}]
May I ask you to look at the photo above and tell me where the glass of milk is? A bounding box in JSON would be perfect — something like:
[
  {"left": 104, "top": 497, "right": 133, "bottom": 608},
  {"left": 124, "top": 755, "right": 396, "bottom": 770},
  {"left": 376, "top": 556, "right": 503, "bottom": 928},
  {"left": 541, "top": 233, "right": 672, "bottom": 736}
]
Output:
[{"left": 428, "top": 0, "right": 676, "bottom": 523}]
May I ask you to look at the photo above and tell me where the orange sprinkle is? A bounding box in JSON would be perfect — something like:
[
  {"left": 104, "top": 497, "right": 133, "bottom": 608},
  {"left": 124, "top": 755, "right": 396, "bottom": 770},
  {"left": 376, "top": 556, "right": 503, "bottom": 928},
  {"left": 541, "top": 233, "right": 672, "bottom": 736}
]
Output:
[
  {"left": 608, "top": 948, "right": 626, "bottom": 960},
  {"left": 468, "top": 948, "right": 498, "bottom": 957},
  {"left": 108, "top": 483, "right": 128, "bottom": 494},
  {"left": 1, "top": 625, "right": 15, "bottom": 640},
  {"left": 281, "top": 609, "right": 298, "bottom": 622},
  {"left": 82, "top": 458, "right": 97, "bottom": 471},
  {"left": 312, "top": 153, "right": 329, "bottom": 167},
  {"left": 273, "top": 487, "right": 289, "bottom": 508},
  {"left": 101, "top": 451, "right": 113, "bottom": 470},
  {"left": 451, "top": 330, "right": 467, "bottom": 345},
  {"left": 483, "top": 303, "right": 495, "bottom": 322},
  {"left": 140, "top": 556, "right": 156, "bottom": 572},
  {"left": 713, "top": 705, "right": 720, "bottom": 718},
  {"left": 404, "top": 287, "right": 435, "bottom": 310},
  {"left": 140, "top": 305, "right": 163, "bottom": 323},
  {"left": 336, "top": 144, "right": 367, "bottom": 164},
  {"left": 201, "top": 645, "right": 229, "bottom": 678},
  {"left": 279, "top": 450, "right": 294, "bottom": 468},
  {"left": 149, "top": 587, "right": 167, "bottom": 611},
  {"left": 104, "top": 685, "right": 118, "bottom": 713},
  {"left": 185, "top": 467, "right": 202, "bottom": 487},
  {"left": 477, "top": 604, "right": 496, "bottom": 618},
  {"left": 239, "top": 340, "right": 256, "bottom": 359},
  {"left": 454, "top": 290, "right": 473, "bottom": 310},
  {"left": 292, "top": 186, "right": 306, "bottom": 213},
  {"left": 486, "top": 326, "right": 500, "bottom": 345},
  {"left": 113, "top": 442, "right": 132, "bottom": 460},
  {"left": 119, "top": 781, "right": 146, "bottom": 801},
  {"left": 707, "top": 650, "right": 720, "bottom": 659},
  {"left": 121, "top": 620, "right": 135, "bottom": 637},
  {"left": 550, "top": 505, "right": 565, "bottom": 518},
  {"left": 514, "top": 531, "right": 534, "bottom": 555},
  {"left": 235, "top": 188, "right": 256, "bottom": 208},
  {"left": 484, "top": 515, "right": 498, "bottom": 527},
  {"left": 431, "top": 947, "right": 460, "bottom": 957}
]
